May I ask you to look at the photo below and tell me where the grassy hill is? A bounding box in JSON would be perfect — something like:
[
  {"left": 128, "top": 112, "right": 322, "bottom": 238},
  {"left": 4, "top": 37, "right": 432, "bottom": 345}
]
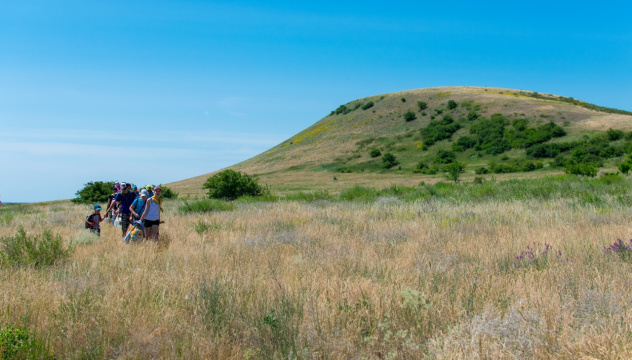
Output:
[{"left": 170, "top": 86, "right": 632, "bottom": 197}]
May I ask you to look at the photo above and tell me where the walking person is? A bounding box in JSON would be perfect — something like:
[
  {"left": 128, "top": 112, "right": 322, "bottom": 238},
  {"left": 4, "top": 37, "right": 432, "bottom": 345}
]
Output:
[
  {"left": 130, "top": 189, "right": 148, "bottom": 221},
  {"left": 106, "top": 182, "right": 136, "bottom": 240},
  {"left": 140, "top": 186, "right": 163, "bottom": 240},
  {"left": 106, "top": 187, "right": 118, "bottom": 224},
  {"left": 85, "top": 205, "right": 104, "bottom": 236}
]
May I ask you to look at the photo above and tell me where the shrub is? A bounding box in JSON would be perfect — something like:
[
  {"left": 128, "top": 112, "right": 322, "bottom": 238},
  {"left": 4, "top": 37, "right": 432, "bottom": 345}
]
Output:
[
  {"left": 467, "top": 110, "right": 479, "bottom": 121},
  {"left": 72, "top": 181, "right": 115, "bottom": 204},
  {"left": 362, "top": 101, "right": 374, "bottom": 110},
  {"left": 179, "top": 199, "right": 236, "bottom": 213},
  {"left": 607, "top": 128, "right": 624, "bottom": 141},
  {"left": 417, "top": 101, "right": 428, "bottom": 111},
  {"left": 401, "top": 98, "right": 406, "bottom": 102},
  {"left": 447, "top": 100, "right": 458, "bottom": 110},
  {"left": 0, "top": 323, "right": 51, "bottom": 359},
  {"left": 403, "top": 111, "right": 416, "bottom": 122},
  {"left": 565, "top": 162, "right": 598, "bottom": 177},
  {"left": 444, "top": 162, "right": 465, "bottom": 183},
  {"left": 475, "top": 167, "right": 489, "bottom": 175},
  {"left": 470, "top": 114, "right": 510, "bottom": 155},
  {"left": 382, "top": 153, "right": 399, "bottom": 169},
  {"left": 331, "top": 104, "right": 351, "bottom": 115},
  {"left": 0, "top": 226, "right": 73, "bottom": 268},
  {"left": 421, "top": 115, "right": 462, "bottom": 146},
  {"left": 618, "top": 162, "right": 632, "bottom": 174},
  {"left": 526, "top": 143, "right": 560, "bottom": 158},
  {"left": 452, "top": 136, "right": 477, "bottom": 152},
  {"left": 512, "top": 118, "right": 529, "bottom": 131},
  {"left": 203, "top": 170, "right": 267, "bottom": 200},
  {"left": 489, "top": 159, "right": 543, "bottom": 174},
  {"left": 433, "top": 150, "right": 456, "bottom": 164},
  {"left": 157, "top": 184, "right": 178, "bottom": 199},
  {"left": 369, "top": 148, "right": 381, "bottom": 158}
]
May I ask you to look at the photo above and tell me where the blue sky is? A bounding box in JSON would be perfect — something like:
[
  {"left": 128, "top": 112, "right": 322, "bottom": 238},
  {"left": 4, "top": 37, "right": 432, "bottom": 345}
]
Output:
[{"left": 1, "top": 1, "right": 631, "bottom": 203}]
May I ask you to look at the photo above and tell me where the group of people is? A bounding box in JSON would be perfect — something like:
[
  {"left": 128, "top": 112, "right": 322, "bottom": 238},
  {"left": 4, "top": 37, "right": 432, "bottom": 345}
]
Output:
[{"left": 85, "top": 181, "right": 163, "bottom": 242}]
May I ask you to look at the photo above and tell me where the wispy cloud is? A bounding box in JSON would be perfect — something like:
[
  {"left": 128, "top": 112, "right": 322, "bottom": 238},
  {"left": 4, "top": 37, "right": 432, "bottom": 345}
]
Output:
[{"left": 1, "top": 128, "right": 285, "bottom": 147}]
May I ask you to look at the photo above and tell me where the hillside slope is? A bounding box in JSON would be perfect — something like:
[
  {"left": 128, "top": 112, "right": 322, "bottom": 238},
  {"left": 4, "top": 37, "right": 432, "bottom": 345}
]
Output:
[{"left": 170, "top": 86, "right": 632, "bottom": 197}]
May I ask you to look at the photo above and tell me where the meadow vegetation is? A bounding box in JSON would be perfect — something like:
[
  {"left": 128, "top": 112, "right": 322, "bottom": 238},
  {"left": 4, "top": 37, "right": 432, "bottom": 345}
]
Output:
[{"left": 3, "top": 174, "right": 632, "bottom": 358}]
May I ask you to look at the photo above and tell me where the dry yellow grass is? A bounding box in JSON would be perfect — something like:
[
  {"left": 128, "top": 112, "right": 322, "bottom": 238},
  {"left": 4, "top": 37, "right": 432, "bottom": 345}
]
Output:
[{"left": 2, "top": 196, "right": 632, "bottom": 359}]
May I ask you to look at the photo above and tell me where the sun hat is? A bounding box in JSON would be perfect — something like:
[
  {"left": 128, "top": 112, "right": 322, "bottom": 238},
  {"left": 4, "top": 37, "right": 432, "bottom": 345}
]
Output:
[{"left": 94, "top": 204, "right": 102, "bottom": 211}]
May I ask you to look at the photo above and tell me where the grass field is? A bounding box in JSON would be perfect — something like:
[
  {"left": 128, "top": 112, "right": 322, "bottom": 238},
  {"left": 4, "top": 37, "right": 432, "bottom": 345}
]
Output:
[{"left": 2, "top": 175, "right": 632, "bottom": 359}]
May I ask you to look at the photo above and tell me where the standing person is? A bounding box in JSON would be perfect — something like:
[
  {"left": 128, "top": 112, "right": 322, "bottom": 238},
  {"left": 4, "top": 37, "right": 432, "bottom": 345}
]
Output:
[
  {"left": 145, "top": 185, "right": 154, "bottom": 198},
  {"left": 130, "top": 190, "right": 148, "bottom": 221},
  {"left": 106, "top": 187, "right": 118, "bottom": 223},
  {"left": 106, "top": 182, "right": 136, "bottom": 239},
  {"left": 85, "top": 205, "right": 104, "bottom": 236},
  {"left": 141, "top": 186, "right": 162, "bottom": 240}
]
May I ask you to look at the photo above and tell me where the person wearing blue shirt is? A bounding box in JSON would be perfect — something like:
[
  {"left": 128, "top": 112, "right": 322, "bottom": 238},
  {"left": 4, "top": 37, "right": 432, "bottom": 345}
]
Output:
[{"left": 130, "top": 190, "right": 148, "bottom": 221}]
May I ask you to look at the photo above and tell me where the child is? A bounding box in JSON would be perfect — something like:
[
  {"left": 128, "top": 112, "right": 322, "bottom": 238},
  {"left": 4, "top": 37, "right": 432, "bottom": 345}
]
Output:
[{"left": 86, "top": 204, "right": 104, "bottom": 236}]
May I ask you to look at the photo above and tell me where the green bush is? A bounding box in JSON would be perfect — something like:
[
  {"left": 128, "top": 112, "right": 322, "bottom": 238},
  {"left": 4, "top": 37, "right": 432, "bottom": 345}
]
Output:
[
  {"left": 156, "top": 184, "right": 178, "bottom": 199},
  {"left": 361, "top": 101, "right": 374, "bottom": 110},
  {"left": 433, "top": 150, "right": 456, "bottom": 164},
  {"left": 607, "top": 128, "right": 624, "bottom": 141},
  {"left": 447, "top": 100, "right": 458, "bottom": 110},
  {"left": 618, "top": 162, "right": 631, "bottom": 174},
  {"left": 382, "top": 153, "right": 399, "bottom": 169},
  {"left": 72, "top": 181, "right": 115, "bottom": 204},
  {"left": 203, "top": 170, "right": 267, "bottom": 200},
  {"left": 452, "top": 136, "right": 477, "bottom": 152},
  {"left": 331, "top": 104, "right": 351, "bottom": 115},
  {"left": 369, "top": 148, "right": 381, "bottom": 158},
  {"left": 403, "top": 110, "right": 416, "bottom": 122},
  {"left": 417, "top": 101, "right": 428, "bottom": 111},
  {"left": 565, "top": 162, "right": 598, "bottom": 177},
  {"left": 421, "top": 115, "right": 462, "bottom": 146},
  {"left": 179, "top": 199, "right": 236, "bottom": 213},
  {"left": 444, "top": 162, "right": 465, "bottom": 183},
  {"left": 488, "top": 159, "right": 543, "bottom": 174},
  {"left": 0, "top": 227, "right": 73, "bottom": 268},
  {"left": 0, "top": 323, "right": 51, "bottom": 360},
  {"left": 470, "top": 114, "right": 510, "bottom": 155}
]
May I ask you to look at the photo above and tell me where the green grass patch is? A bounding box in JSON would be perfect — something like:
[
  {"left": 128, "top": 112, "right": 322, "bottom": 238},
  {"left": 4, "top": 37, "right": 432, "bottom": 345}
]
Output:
[
  {"left": 0, "top": 227, "right": 73, "bottom": 268},
  {"left": 179, "top": 199, "right": 236, "bottom": 213}
]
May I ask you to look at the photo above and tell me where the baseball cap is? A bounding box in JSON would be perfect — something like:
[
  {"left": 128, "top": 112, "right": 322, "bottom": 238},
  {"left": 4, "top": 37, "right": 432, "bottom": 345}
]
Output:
[{"left": 94, "top": 205, "right": 102, "bottom": 211}]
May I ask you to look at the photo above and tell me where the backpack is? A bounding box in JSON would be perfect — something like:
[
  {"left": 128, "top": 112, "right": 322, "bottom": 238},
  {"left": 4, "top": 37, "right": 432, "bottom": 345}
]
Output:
[{"left": 85, "top": 214, "right": 93, "bottom": 229}]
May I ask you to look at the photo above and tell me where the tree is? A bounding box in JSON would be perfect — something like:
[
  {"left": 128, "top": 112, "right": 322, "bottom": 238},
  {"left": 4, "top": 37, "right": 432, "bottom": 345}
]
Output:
[
  {"left": 203, "top": 170, "right": 267, "bottom": 200},
  {"left": 444, "top": 162, "right": 465, "bottom": 183},
  {"left": 382, "top": 153, "right": 399, "bottom": 169},
  {"left": 73, "top": 181, "right": 115, "bottom": 203}
]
